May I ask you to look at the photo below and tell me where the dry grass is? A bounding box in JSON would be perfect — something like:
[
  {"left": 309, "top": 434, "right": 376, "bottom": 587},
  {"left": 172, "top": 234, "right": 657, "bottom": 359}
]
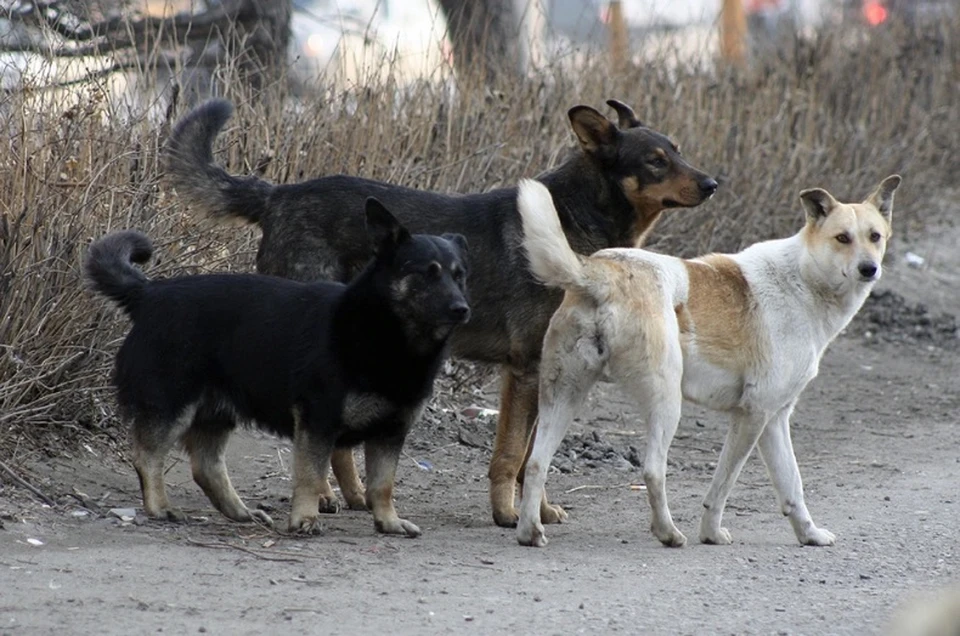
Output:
[{"left": 1, "top": 20, "right": 957, "bottom": 461}]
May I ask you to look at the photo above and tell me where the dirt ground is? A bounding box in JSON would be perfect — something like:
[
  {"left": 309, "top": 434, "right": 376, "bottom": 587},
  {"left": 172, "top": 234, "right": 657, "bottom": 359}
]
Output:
[{"left": 2, "top": 216, "right": 959, "bottom": 636}]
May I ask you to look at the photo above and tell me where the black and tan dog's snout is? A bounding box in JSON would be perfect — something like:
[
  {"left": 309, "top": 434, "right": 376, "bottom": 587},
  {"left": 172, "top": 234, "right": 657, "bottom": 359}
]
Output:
[
  {"left": 448, "top": 299, "right": 471, "bottom": 324},
  {"left": 698, "top": 176, "right": 719, "bottom": 199}
]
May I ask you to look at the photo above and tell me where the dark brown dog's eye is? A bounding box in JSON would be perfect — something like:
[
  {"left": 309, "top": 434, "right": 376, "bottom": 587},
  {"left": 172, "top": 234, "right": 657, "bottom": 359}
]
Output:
[
  {"left": 835, "top": 233, "right": 851, "bottom": 244},
  {"left": 427, "top": 262, "right": 441, "bottom": 278},
  {"left": 649, "top": 156, "right": 668, "bottom": 169},
  {"left": 452, "top": 267, "right": 464, "bottom": 282},
  {"left": 869, "top": 231, "right": 882, "bottom": 243}
]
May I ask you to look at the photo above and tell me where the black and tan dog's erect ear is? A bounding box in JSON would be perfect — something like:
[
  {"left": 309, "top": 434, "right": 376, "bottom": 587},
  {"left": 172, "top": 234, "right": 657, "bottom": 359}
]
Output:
[
  {"left": 365, "top": 197, "right": 410, "bottom": 255},
  {"left": 442, "top": 233, "right": 469, "bottom": 255},
  {"left": 863, "top": 174, "right": 902, "bottom": 223},
  {"left": 568, "top": 106, "right": 619, "bottom": 154},
  {"left": 606, "top": 99, "right": 644, "bottom": 129},
  {"left": 799, "top": 187, "right": 840, "bottom": 224}
]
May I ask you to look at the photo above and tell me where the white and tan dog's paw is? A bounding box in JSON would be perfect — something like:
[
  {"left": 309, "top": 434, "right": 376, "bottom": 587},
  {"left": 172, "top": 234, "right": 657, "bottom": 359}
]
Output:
[
  {"left": 375, "top": 517, "right": 421, "bottom": 538},
  {"left": 700, "top": 524, "right": 733, "bottom": 545},
  {"left": 517, "top": 520, "right": 548, "bottom": 547},
  {"left": 652, "top": 520, "right": 687, "bottom": 547},
  {"left": 798, "top": 526, "right": 836, "bottom": 546}
]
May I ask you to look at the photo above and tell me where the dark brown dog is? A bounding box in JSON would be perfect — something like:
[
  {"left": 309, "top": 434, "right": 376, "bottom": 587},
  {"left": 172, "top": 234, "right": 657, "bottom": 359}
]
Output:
[{"left": 165, "top": 98, "right": 717, "bottom": 527}]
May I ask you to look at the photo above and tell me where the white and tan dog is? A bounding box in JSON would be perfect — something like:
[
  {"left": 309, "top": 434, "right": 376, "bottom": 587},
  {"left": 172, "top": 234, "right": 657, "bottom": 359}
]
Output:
[{"left": 515, "top": 175, "right": 901, "bottom": 548}]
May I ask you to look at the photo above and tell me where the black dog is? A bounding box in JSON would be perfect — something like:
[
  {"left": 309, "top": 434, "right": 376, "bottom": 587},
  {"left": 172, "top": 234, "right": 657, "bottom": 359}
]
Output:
[
  {"left": 85, "top": 199, "right": 470, "bottom": 536},
  {"left": 165, "top": 98, "right": 717, "bottom": 528}
]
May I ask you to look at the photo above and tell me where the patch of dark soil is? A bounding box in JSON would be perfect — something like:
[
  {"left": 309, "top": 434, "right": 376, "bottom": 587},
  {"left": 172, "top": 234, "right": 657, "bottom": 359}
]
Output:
[
  {"left": 847, "top": 290, "right": 958, "bottom": 348},
  {"left": 554, "top": 430, "right": 642, "bottom": 474}
]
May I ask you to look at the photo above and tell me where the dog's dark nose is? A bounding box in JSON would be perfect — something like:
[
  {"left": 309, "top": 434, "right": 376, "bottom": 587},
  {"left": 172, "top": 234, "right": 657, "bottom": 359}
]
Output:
[
  {"left": 699, "top": 178, "right": 718, "bottom": 197},
  {"left": 449, "top": 303, "right": 470, "bottom": 323},
  {"left": 858, "top": 262, "right": 878, "bottom": 279}
]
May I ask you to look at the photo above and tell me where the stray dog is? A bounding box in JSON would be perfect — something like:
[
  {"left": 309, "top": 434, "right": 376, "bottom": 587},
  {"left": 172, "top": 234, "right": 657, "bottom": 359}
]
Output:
[
  {"left": 165, "top": 98, "right": 717, "bottom": 527},
  {"left": 515, "top": 175, "right": 900, "bottom": 547},
  {"left": 84, "top": 199, "right": 470, "bottom": 536}
]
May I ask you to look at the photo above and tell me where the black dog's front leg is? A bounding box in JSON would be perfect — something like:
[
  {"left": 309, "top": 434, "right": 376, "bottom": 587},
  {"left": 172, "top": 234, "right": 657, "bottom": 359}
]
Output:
[
  {"left": 364, "top": 431, "right": 421, "bottom": 538},
  {"left": 289, "top": 411, "right": 335, "bottom": 535}
]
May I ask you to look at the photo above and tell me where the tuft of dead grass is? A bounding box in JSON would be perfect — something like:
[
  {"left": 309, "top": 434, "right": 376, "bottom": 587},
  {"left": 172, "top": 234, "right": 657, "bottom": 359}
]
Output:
[{"left": 0, "top": 20, "right": 957, "bottom": 462}]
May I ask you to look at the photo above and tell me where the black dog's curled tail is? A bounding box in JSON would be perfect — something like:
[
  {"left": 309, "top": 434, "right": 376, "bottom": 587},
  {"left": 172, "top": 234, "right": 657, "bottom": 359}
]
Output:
[
  {"left": 84, "top": 230, "right": 153, "bottom": 316},
  {"left": 164, "top": 98, "right": 272, "bottom": 225}
]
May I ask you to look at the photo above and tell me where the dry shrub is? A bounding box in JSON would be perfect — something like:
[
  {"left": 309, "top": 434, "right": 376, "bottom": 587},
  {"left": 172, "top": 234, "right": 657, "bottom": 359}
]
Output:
[{"left": 1, "top": 19, "right": 957, "bottom": 460}]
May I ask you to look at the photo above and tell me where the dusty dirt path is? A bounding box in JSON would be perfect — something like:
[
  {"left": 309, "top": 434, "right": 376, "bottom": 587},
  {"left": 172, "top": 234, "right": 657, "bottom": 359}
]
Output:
[{"left": 2, "top": 224, "right": 958, "bottom": 636}]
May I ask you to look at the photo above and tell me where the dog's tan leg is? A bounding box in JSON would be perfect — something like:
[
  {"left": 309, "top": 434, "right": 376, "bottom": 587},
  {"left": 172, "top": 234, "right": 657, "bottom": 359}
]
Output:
[
  {"left": 489, "top": 367, "right": 540, "bottom": 527},
  {"left": 364, "top": 435, "right": 421, "bottom": 537},
  {"left": 315, "top": 472, "right": 340, "bottom": 514},
  {"left": 330, "top": 448, "right": 367, "bottom": 511},
  {"left": 182, "top": 425, "right": 273, "bottom": 526},
  {"left": 699, "top": 408, "right": 770, "bottom": 545},
  {"left": 288, "top": 412, "right": 334, "bottom": 535},
  {"left": 133, "top": 447, "right": 183, "bottom": 522},
  {"left": 131, "top": 410, "right": 193, "bottom": 522},
  {"left": 757, "top": 402, "right": 835, "bottom": 546}
]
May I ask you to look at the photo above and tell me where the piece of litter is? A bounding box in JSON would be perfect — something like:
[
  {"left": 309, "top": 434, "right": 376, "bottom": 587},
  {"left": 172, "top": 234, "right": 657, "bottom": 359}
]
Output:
[
  {"left": 108, "top": 508, "right": 137, "bottom": 520},
  {"left": 416, "top": 460, "right": 433, "bottom": 471},
  {"left": 70, "top": 510, "right": 90, "bottom": 518},
  {"left": 904, "top": 252, "right": 925, "bottom": 268},
  {"left": 26, "top": 538, "right": 43, "bottom": 546},
  {"left": 460, "top": 406, "right": 499, "bottom": 420},
  {"left": 629, "top": 484, "right": 647, "bottom": 491},
  {"left": 262, "top": 539, "right": 276, "bottom": 548},
  {"left": 48, "top": 580, "right": 61, "bottom": 590}
]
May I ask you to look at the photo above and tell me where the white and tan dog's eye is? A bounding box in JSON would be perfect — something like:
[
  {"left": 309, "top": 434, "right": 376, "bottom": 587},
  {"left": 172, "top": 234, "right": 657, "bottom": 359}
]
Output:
[
  {"left": 869, "top": 231, "right": 882, "bottom": 243},
  {"left": 835, "top": 233, "right": 851, "bottom": 244}
]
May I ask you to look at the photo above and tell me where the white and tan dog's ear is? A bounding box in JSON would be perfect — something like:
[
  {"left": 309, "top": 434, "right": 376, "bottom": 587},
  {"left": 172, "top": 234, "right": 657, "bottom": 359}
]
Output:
[
  {"left": 799, "top": 187, "right": 840, "bottom": 224},
  {"left": 864, "top": 174, "right": 902, "bottom": 223}
]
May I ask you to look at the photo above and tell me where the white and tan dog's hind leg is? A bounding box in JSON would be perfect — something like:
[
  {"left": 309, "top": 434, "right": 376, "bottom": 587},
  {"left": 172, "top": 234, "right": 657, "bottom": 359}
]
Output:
[
  {"left": 516, "top": 301, "right": 602, "bottom": 547},
  {"left": 606, "top": 306, "right": 687, "bottom": 547}
]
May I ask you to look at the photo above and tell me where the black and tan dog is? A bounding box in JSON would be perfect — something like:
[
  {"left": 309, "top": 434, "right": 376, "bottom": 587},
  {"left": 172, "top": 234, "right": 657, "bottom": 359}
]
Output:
[
  {"left": 165, "top": 98, "right": 717, "bottom": 527},
  {"left": 84, "top": 199, "right": 470, "bottom": 536}
]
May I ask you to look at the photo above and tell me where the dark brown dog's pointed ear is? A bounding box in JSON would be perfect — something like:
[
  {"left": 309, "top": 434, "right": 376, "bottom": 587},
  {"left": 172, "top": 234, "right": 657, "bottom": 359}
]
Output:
[
  {"left": 568, "top": 106, "right": 619, "bottom": 154},
  {"left": 799, "top": 188, "right": 840, "bottom": 224},
  {"left": 442, "top": 233, "right": 468, "bottom": 255},
  {"left": 863, "top": 174, "right": 901, "bottom": 222},
  {"left": 605, "top": 99, "right": 644, "bottom": 128},
  {"left": 365, "top": 197, "right": 410, "bottom": 254}
]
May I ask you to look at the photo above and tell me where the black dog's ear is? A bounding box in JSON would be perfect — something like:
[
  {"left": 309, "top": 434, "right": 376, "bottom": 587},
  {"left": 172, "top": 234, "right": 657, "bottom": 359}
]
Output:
[
  {"left": 799, "top": 187, "right": 840, "bottom": 224},
  {"left": 568, "top": 106, "right": 619, "bottom": 154},
  {"left": 365, "top": 197, "right": 410, "bottom": 254},
  {"left": 606, "top": 99, "right": 644, "bottom": 129},
  {"left": 442, "top": 233, "right": 468, "bottom": 256}
]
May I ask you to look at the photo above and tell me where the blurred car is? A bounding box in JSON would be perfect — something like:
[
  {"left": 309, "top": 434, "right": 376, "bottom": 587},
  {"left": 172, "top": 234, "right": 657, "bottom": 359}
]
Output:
[
  {"left": 288, "top": 0, "right": 450, "bottom": 86},
  {"left": 842, "top": 0, "right": 958, "bottom": 28}
]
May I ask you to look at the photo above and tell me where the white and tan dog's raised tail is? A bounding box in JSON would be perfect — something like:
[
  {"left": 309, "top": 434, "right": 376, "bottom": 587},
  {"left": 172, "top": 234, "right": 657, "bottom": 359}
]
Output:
[{"left": 518, "top": 179, "right": 585, "bottom": 291}]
